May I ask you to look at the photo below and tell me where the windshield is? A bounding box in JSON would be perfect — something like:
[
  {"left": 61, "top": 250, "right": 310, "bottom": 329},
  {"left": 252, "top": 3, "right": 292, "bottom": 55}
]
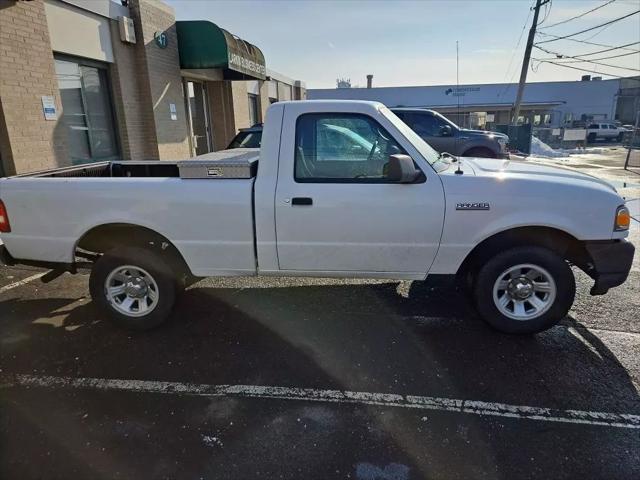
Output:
[
  {"left": 228, "top": 130, "right": 262, "bottom": 149},
  {"left": 380, "top": 106, "right": 448, "bottom": 170}
]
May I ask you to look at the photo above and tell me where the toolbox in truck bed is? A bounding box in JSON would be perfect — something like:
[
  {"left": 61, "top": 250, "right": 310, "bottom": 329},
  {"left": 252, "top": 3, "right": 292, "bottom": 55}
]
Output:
[{"left": 180, "top": 148, "right": 259, "bottom": 179}]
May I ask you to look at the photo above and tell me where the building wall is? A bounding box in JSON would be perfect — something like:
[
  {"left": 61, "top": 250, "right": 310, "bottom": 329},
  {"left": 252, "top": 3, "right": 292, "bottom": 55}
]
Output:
[
  {"left": 128, "top": 0, "right": 190, "bottom": 160},
  {"left": 309, "top": 80, "right": 622, "bottom": 127},
  {"left": 109, "top": 20, "right": 158, "bottom": 160},
  {"left": 44, "top": 0, "right": 114, "bottom": 63},
  {"left": 616, "top": 77, "right": 640, "bottom": 125},
  {"left": 0, "top": 0, "right": 306, "bottom": 172},
  {"left": 0, "top": 0, "right": 63, "bottom": 175}
]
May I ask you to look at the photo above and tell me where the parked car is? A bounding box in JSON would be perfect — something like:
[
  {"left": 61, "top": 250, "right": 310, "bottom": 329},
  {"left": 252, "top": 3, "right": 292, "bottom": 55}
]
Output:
[
  {"left": 227, "top": 124, "right": 263, "bottom": 149},
  {"left": 0, "top": 101, "right": 633, "bottom": 334},
  {"left": 586, "top": 123, "right": 625, "bottom": 143},
  {"left": 390, "top": 108, "right": 510, "bottom": 158}
]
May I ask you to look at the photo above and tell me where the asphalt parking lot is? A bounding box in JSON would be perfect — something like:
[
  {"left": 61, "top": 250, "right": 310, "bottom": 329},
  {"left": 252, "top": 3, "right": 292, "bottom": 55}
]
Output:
[{"left": 1, "top": 152, "right": 639, "bottom": 480}]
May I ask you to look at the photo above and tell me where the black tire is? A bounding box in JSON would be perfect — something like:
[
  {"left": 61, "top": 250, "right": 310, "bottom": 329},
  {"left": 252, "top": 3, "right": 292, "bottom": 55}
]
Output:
[
  {"left": 89, "top": 247, "right": 177, "bottom": 330},
  {"left": 587, "top": 132, "right": 597, "bottom": 143},
  {"left": 462, "top": 147, "right": 497, "bottom": 158},
  {"left": 617, "top": 133, "right": 624, "bottom": 142},
  {"left": 472, "top": 246, "right": 575, "bottom": 334}
]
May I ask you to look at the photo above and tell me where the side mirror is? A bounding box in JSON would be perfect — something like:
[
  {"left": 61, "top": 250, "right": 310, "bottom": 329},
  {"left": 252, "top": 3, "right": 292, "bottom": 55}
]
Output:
[
  {"left": 387, "top": 154, "right": 420, "bottom": 183},
  {"left": 440, "top": 125, "right": 453, "bottom": 137}
]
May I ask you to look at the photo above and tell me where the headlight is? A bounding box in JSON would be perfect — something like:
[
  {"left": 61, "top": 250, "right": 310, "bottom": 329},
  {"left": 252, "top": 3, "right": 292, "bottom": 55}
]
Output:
[
  {"left": 497, "top": 137, "right": 508, "bottom": 151},
  {"left": 614, "top": 205, "right": 631, "bottom": 231}
]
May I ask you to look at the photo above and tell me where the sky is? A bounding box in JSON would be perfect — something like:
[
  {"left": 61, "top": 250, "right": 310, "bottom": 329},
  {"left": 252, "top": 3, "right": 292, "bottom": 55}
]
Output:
[{"left": 166, "top": 0, "right": 640, "bottom": 89}]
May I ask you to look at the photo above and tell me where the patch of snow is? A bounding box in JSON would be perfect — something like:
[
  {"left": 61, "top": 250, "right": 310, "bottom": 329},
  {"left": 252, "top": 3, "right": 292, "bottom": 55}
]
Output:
[
  {"left": 529, "top": 137, "right": 613, "bottom": 158},
  {"left": 530, "top": 136, "right": 565, "bottom": 158}
]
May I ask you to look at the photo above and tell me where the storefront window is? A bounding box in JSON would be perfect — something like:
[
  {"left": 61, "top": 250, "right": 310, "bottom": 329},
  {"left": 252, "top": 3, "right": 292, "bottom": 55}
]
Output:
[{"left": 55, "top": 57, "right": 118, "bottom": 165}]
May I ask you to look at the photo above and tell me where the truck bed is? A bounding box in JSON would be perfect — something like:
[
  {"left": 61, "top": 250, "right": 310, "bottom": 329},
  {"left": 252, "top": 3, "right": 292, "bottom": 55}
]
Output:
[
  {"left": 9, "top": 148, "right": 259, "bottom": 180},
  {"left": 0, "top": 149, "right": 260, "bottom": 276}
]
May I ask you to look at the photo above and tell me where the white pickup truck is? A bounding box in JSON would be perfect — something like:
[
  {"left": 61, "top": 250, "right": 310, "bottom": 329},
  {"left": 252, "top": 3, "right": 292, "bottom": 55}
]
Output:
[{"left": 0, "top": 101, "right": 634, "bottom": 334}]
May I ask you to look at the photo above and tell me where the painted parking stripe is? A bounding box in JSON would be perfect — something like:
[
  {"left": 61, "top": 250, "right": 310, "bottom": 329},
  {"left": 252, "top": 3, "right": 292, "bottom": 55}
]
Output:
[
  {"left": 4, "top": 374, "right": 639, "bottom": 430},
  {"left": 0, "top": 272, "right": 46, "bottom": 295}
]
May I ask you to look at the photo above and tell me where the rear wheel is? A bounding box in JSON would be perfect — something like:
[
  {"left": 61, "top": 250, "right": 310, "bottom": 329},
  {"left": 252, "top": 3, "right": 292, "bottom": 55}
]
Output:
[
  {"left": 90, "top": 247, "right": 177, "bottom": 330},
  {"left": 472, "top": 246, "right": 575, "bottom": 334},
  {"left": 587, "top": 132, "right": 597, "bottom": 143}
]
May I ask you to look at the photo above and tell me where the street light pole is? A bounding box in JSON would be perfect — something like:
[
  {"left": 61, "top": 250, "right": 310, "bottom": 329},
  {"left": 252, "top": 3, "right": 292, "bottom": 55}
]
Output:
[{"left": 511, "top": 0, "right": 550, "bottom": 125}]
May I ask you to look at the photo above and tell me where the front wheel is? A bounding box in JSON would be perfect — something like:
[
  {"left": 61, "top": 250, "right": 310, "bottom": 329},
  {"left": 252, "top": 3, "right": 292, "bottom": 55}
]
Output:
[
  {"left": 89, "top": 247, "right": 177, "bottom": 330},
  {"left": 472, "top": 246, "right": 575, "bottom": 334}
]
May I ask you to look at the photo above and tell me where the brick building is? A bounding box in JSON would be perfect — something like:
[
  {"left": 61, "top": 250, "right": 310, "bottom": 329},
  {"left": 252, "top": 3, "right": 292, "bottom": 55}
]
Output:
[{"left": 0, "top": 0, "right": 306, "bottom": 176}]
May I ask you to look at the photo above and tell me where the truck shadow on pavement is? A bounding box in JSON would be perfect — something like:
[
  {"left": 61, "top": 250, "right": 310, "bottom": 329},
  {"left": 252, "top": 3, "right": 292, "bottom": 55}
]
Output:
[
  {"left": 1, "top": 277, "right": 638, "bottom": 413},
  {"left": 1, "top": 278, "right": 639, "bottom": 479}
]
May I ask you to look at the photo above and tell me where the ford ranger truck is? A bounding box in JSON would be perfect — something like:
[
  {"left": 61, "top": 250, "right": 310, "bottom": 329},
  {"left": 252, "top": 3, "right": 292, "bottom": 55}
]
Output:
[{"left": 0, "top": 101, "right": 634, "bottom": 334}]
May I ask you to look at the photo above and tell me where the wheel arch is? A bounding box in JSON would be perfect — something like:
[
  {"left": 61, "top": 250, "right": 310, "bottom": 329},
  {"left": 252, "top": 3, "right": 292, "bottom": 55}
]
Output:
[
  {"left": 457, "top": 226, "right": 591, "bottom": 278},
  {"left": 75, "top": 223, "right": 193, "bottom": 279}
]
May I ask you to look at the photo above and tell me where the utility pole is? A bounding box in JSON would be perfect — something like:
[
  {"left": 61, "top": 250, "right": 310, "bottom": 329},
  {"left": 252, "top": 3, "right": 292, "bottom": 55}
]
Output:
[{"left": 511, "top": 0, "right": 550, "bottom": 125}]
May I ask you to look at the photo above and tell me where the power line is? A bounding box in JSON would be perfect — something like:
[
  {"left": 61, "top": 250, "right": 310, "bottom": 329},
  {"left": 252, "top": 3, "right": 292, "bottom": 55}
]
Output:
[
  {"left": 539, "top": 0, "right": 617, "bottom": 29},
  {"left": 534, "top": 44, "right": 640, "bottom": 62},
  {"left": 537, "top": 49, "right": 639, "bottom": 62},
  {"left": 538, "top": 32, "right": 635, "bottom": 51},
  {"left": 536, "top": 32, "right": 640, "bottom": 50},
  {"left": 532, "top": 60, "right": 640, "bottom": 80},
  {"left": 534, "top": 41, "right": 640, "bottom": 58},
  {"left": 534, "top": 56, "right": 640, "bottom": 72},
  {"left": 535, "top": 9, "right": 640, "bottom": 44}
]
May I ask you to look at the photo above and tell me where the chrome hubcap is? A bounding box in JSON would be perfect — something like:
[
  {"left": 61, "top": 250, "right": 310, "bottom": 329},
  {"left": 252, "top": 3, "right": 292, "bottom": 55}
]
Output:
[
  {"left": 104, "top": 266, "right": 159, "bottom": 317},
  {"left": 493, "top": 264, "right": 556, "bottom": 321}
]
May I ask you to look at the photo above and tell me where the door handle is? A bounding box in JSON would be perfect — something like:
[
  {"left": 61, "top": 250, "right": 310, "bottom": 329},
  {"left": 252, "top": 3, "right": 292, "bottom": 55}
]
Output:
[{"left": 291, "top": 197, "right": 313, "bottom": 206}]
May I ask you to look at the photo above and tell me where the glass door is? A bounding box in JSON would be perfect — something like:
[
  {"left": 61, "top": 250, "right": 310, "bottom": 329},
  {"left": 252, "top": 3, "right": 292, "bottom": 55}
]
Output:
[{"left": 185, "top": 80, "right": 212, "bottom": 156}]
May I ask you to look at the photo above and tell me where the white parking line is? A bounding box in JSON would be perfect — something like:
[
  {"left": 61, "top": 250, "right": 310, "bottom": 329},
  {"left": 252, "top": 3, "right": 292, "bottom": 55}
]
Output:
[
  {"left": 5, "top": 374, "right": 639, "bottom": 429},
  {"left": 0, "top": 272, "right": 46, "bottom": 295}
]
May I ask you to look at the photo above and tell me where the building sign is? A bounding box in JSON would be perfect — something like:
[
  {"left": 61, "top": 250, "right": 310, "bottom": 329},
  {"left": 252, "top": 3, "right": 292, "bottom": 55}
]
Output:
[
  {"left": 445, "top": 86, "right": 481, "bottom": 97},
  {"left": 228, "top": 50, "right": 266, "bottom": 78},
  {"left": 176, "top": 21, "right": 267, "bottom": 80},
  {"left": 154, "top": 31, "right": 168, "bottom": 49},
  {"left": 41, "top": 95, "right": 57, "bottom": 121}
]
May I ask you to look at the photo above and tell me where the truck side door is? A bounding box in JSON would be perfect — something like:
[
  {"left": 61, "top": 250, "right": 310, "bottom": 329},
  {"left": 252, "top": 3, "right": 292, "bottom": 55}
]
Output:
[{"left": 273, "top": 104, "right": 446, "bottom": 278}]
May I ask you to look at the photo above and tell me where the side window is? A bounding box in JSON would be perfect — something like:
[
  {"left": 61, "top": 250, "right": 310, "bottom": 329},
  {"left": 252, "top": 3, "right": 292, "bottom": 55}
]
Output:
[
  {"left": 404, "top": 113, "right": 442, "bottom": 137},
  {"left": 295, "top": 113, "right": 407, "bottom": 182}
]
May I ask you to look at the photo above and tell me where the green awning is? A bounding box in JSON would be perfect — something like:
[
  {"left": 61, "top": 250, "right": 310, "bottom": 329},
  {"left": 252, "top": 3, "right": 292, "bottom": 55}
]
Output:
[{"left": 176, "top": 21, "right": 266, "bottom": 80}]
